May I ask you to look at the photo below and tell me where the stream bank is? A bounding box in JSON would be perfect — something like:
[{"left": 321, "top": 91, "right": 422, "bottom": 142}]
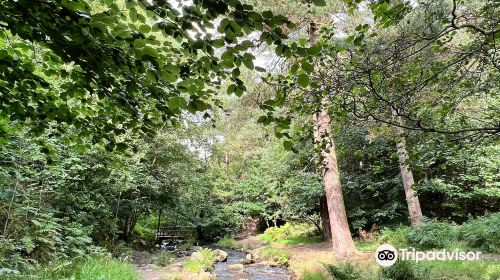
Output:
[
  {"left": 133, "top": 244, "right": 294, "bottom": 279},
  {"left": 213, "top": 248, "right": 291, "bottom": 280}
]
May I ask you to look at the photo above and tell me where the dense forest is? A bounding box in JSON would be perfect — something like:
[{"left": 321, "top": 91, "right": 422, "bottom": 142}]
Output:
[{"left": 0, "top": 0, "right": 499, "bottom": 279}]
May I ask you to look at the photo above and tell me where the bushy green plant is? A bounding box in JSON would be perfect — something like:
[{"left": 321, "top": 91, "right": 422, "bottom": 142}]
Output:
[
  {"left": 258, "top": 247, "right": 290, "bottom": 266},
  {"left": 407, "top": 220, "right": 457, "bottom": 249},
  {"left": 133, "top": 223, "right": 156, "bottom": 243},
  {"left": 199, "top": 248, "right": 216, "bottom": 267},
  {"left": 459, "top": 213, "right": 500, "bottom": 253},
  {"left": 3, "top": 257, "right": 140, "bottom": 280},
  {"left": 103, "top": 241, "right": 133, "bottom": 259},
  {"left": 378, "top": 226, "right": 410, "bottom": 247},
  {"left": 420, "top": 260, "right": 500, "bottom": 280},
  {"left": 324, "top": 263, "right": 362, "bottom": 280},
  {"left": 0, "top": 213, "right": 96, "bottom": 271},
  {"left": 379, "top": 261, "right": 430, "bottom": 280},
  {"left": 184, "top": 260, "right": 204, "bottom": 272},
  {"left": 260, "top": 223, "right": 317, "bottom": 243},
  {"left": 155, "top": 251, "right": 175, "bottom": 267},
  {"left": 215, "top": 236, "right": 239, "bottom": 249},
  {"left": 184, "top": 248, "right": 216, "bottom": 272}
]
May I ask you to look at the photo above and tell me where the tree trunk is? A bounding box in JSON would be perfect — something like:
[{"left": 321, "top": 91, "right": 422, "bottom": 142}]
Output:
[
  {"left": 395, "top": 135, "right": 423, "bottom": 225},
  {"left": 319, "top": 196, "right": 332, "bottom": 241},
  {"left": 313, "top": 99, "right": 356, "bottom": 258},
  {"left": 309, "top": 21, "right": 355, "bottom": 258},
  {"left": 392, "top": 110, "right": 423, "bottom": 225}
]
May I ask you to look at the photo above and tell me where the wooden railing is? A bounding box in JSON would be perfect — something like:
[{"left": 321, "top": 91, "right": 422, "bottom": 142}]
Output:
[{"left": 156, "top": 226, "right": 194, "bottom": 241}]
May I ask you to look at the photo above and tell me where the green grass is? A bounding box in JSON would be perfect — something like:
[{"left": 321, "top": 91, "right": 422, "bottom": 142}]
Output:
[
  {"left": 4, "top": 257, "right": 140, "bottom": 280},
  {"left": 259, "top": 223, "right": 321, "bottom": 245},
  {"left": 277, "top": 235, "right": 322, "bottom": 246},
  {"left": 183, "top": 248, "right": 216, "bottom": 272},
  {"left": 302, "top": 270, "right": 329, "bottom": 280},
  {"left": 258, "top": 247, "right": 290, "bottom": 266},
  {"left": 354, "top": 240, "right": 379, "bottom": 252},
  {"left": 421, "top": 260, "right": 500, "bottom": 280},
  {"left": 215, "top": 236, "right": 239, "bottom": 249},
  {"left": 184, "top": 260, "right": 204, "bottom": 272}
]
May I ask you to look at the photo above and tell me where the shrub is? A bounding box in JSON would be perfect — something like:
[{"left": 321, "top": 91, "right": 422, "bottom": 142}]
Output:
[
  {"left": 178, "top": 237, "right": 196, "bottom": 251},
  {"left": 258, "top": 247, "right": 290, "bottom": 266},
  {"left": 420, "top": 260, "right": 500, "bottom": 280},
  {"left": 407, "top": 219, "right": 457, "bottom": 249},
  {"left": 155, "top": 251, "right": 175, "bottom": 267},
  {"left": 379, "top": 261, "right": 430, "bottom": 280},
  {"left": 459, "top": 213, "right": 500, "bottom": 253},
  {"left": 378, "top": 226, "right": 410, "bottom": 247},
  {"left": 184, "top": 248, "right": 216, "bottom": 272},
  {"left": 324, "top": 263, "right": 362, "bottom": 280},
  {"left": 184, "top": 260, "right": 204, "bottom": 272},
  {"left": 3, "top": 257, "right": 140, "bottom": 280},
  {"left": 199, "top": 248, "right": 216, "bottom": 266},
  {"left": 260, "top": 223, "right": 318, "bottom": 243},
  {"left": 215, "top": 236, "right": 239, "bottom": 249},
  {"left": 103, "top": 241, "right": 133, "bottom": 259},
  {"left": 133, "top": 223, "right": 156, "bottom": 243}
]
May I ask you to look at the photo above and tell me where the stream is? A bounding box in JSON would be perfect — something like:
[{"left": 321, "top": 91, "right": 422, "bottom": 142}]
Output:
[{"left": 213, "top": 248, "right": 292, "bottom": 280}]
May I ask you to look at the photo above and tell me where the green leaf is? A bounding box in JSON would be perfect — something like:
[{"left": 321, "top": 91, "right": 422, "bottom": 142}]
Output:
[
  {"left": 165, "top": 65, "right": 181, "bottom": 74},
  {"left": 312, "top": 0, "right": 327, "bottom": 7},
  {"left": 302, "top": 62, "right": 314, "bottom": 73},
  {"left": 139, "top": 25, "right": 151, "bottom": 34},
  {"left": 299, "top": 38, "right": 308, "bottom": 46},
  {"left": 168, "top": 96, "right": 187, "bottom": 109},
  {"left": 146, "top": 70, "right": 157, "bottom": 83},
  {"left": 129, "top": 8, "right": 138, "bottom": 22},
  {"left": 227, "top": 84, "right": 237, "bottom": 94},
  {"left": 283, "top": 140, "right": 293, "bottom": 150},
  {"left": 297, "top": 74, "right": 309, "bottom": 88},
  {"left": 243, "top": 58, "right": 254, "bottom": 70}
]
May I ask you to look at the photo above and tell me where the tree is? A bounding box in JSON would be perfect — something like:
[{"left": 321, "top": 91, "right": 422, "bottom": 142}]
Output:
[
  {"left": 0, "top": 0, "right": 293, "bottom": 146},
  {"left": 309, "top": 18, "right": 355, "bottom": 256}
]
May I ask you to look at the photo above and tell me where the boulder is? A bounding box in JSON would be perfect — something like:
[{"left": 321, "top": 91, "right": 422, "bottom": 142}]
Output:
[
  {"left": 240, "top": 252, "right": 255, "bottom": 264},
  {"left": 198, "top": 271, "right": 216, "bottom": 280},
  {"left": 227, "top": 263, "right": 245, "bottom": 271},
  {"left": 213, "top": 249, "right": 228, "bottom": 262},
  {"left": 240, "top": 259, "right": 253, "bottom": 265}
]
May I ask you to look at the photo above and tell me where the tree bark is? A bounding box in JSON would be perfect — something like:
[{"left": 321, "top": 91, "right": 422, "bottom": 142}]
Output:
[
  {"left": 395, "top": 135, "right": 424, "bottom": 225},
  {"left": 309, "top": 21, "right": 354, "bottom": 258},
  {"left": 319, "top": 196, "right": 332, "bottom": 241},
  {"left": 392, "top": 110, "right": 423, "bottom": 225},
  {"left": 313, "top": 99, "right": 356, "bottom": 258}
]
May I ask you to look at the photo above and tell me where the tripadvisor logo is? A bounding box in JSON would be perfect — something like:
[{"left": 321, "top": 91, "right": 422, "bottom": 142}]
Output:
[
  {"left": 375, "top": 244, "right": 482, "bottom": 267},
  {"left": 375, "top": 244, "right": 398, "bottom": 267}
]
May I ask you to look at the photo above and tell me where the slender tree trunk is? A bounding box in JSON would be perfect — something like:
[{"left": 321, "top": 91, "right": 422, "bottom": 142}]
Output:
[
  {"left": 392, "top": 110, "right": 423, "bottom": 225},
  {"left": 319, "top": 197, "right": 332, "bottom": 241},
  {"left": 309, "top": 21, "right": 355, "bottom": 258},
  {"left": 395, "top": 135, "right": 423, "bottom": 225},
  {"left": 3, "top": 172, "right": 19, "bottom": 236},
  {"left": 224, "top": 153, "right": 229, "bottom": 173},
  {"left": 313, "top": 103, "right": 356, "bottom": 258}
]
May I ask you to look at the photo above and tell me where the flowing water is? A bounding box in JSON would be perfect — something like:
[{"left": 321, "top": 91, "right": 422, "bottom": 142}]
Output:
[{"left": 213, "top": 248, "right": 292, "bottom": 280}]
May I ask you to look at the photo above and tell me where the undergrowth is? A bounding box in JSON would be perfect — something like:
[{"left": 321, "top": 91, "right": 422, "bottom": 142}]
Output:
[{"left": 2, "top": 257, "right": 140, "bottom": 280}]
